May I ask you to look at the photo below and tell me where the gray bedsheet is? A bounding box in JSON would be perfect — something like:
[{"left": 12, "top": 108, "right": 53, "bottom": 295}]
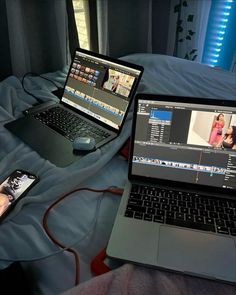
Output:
[{"left": 0, "top": 54, "right": 235, "bottom": 294}]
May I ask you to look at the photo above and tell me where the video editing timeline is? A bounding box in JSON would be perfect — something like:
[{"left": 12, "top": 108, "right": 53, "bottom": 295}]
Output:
[
  {"left": 132, "top": 100, "right": 236, "bottom": 190},
  {"left": 62, "top": 51, "right": 141, "bottom": 130}
]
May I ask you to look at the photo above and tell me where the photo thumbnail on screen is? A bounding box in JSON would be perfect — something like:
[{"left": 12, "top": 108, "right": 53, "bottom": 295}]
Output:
[{"left": 102, "top": 69, "right": 135, "bottom": 98}]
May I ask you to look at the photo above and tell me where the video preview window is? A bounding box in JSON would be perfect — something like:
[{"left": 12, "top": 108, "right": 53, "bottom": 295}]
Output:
[
  {"left": 102, "top": 69, "right": 135, "bottom": 98},
  {"left": 187, "top": 111, "right": 236, "bottom": 150}
]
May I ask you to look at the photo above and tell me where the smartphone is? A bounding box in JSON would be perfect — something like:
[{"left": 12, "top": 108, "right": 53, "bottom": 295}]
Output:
[{"left": 0, "top": 170, "right": 38, "bottom": 221}]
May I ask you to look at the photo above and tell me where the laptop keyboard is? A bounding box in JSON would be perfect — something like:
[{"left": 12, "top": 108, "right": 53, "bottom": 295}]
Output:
[
  {"left": 33, "top": 106, "right": 110, "bottom": 143},
  {"left": 124, "top": 184, "right": 236, "bottom": 236}
]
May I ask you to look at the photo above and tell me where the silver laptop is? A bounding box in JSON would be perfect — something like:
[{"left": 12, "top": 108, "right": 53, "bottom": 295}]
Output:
[
  {"left": 107, "top": 94, "right": 236, "bottom": 283},
  {"left": 5, "top": 48, "right": 143, "bottom": 167}
]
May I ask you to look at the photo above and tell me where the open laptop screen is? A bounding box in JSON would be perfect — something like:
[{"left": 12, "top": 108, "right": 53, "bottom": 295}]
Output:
[
  {"left": 131, "top": 98, "right": 236, "bottom": 191},
  {"left": 61, "top": 49, "right": 142, "bottom": 130}
]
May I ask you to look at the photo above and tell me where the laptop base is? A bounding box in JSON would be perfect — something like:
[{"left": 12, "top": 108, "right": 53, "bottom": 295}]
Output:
[{"left": 5, "top": 116, "right": 83, "bottom": 167}]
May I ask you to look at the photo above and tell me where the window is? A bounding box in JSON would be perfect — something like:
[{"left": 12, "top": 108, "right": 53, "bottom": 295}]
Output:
[
  {"left": 202, "top": 0, "right": 236, "bottom": 70},
  {"left": 73, "top": 0, "right": 89, "bottom": 50}
]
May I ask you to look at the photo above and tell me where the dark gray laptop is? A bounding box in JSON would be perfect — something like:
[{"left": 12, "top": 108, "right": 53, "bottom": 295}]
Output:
[
  {"left": 107, "top": 94, "right": 236, "bottom": 283},
  {"left": 5, "top": 48, "right": 143, "bottom": 167}
]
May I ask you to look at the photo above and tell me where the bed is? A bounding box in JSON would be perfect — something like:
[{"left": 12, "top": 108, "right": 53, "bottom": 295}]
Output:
[{"left": 0, "top": 53, "right": 235, "bottom": 294}]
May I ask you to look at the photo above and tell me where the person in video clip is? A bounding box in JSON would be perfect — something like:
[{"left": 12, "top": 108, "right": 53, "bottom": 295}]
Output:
[
  {"left": 217, "top": 125, "right": 236, "bottom": 150},
  {"left": 103, "top": 70, "right": 120, "bottom": 93},
  {"left": 208, "top": 113, "right": 225, "bottom": 146},
  {"left": 111, "top": 75, "right": 120, "bottom": 92},
  {"left": 0, "top": 184, "right": 15, "bottom": 216}
]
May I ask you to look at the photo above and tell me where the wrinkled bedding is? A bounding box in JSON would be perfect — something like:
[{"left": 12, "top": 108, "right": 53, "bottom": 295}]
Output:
[{"left": 0, "top": 54, "right": 235, "bottom": 294}]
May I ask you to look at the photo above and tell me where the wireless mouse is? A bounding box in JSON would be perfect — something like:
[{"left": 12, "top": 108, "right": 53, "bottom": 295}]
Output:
[{"left": 72, "top": 137, "right": 96, "bottom": 151}]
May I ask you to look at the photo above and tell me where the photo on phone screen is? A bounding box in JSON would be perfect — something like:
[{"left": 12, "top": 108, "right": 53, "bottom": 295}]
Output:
[{"left": 0, "top": 170, "right": 38, "bottom": 218}]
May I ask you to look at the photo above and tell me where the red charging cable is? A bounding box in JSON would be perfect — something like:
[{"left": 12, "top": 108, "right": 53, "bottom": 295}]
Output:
[{"left": 42, "top": 186, "right": 123, "bottom": 285}]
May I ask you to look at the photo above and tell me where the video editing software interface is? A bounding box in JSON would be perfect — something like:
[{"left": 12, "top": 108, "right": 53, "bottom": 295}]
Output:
[
  {"left": 62, "top": 51, "right": 141, "bottom": 130},
  {"left": 132, "top": 99, "right": 236, "bottom": 190}
]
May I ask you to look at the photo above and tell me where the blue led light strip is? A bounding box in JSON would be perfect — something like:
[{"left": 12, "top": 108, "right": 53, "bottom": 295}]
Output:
[{"left": 202, "top": 0, "right": 235, "bottom": 68}]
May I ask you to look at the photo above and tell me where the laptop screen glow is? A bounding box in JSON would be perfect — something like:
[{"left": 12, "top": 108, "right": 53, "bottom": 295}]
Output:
[
  {"left": 61, "top": 50, "right": 142, "bottom": 130},
  {"left": 132, "top": 99, "right": 236, "bottom": 190}
]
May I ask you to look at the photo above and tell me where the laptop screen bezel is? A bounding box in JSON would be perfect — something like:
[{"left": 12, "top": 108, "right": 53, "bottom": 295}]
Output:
[
  {"left": 128, "top": 93, "right": 236, "bottom": 198},
  {"left": 60, "top": 48, "right": 144, "bottom": 134}
]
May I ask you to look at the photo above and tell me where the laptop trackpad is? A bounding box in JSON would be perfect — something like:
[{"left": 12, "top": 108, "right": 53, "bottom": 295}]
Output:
[{"left": 157, "top": 226, "right": 236, "bottom": 282}]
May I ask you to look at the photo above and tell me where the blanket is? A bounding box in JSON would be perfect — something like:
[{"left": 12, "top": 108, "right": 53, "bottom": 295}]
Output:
[
  {"left": 0, "top": 69, "right": 131, "bottom": 267},
  {"left": 62, "top": 263, "right": 236, "bottom": 295},
  {"left": 0, "top": 53, "right": 235, "bottom": 294}
]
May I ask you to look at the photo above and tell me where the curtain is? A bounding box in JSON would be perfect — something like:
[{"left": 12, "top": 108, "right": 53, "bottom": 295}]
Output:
[
  {"left": 0, "top": 0, "right": 79, "bottom": 81},
  {"left": 87, "top": 0, "right": 171, "bottom": 58},
  {"left": 167, "top": 0, "right": 211, "bottom": 62},
  {"left": 86, "top": 0, "right": 211, "bottom": 62}
]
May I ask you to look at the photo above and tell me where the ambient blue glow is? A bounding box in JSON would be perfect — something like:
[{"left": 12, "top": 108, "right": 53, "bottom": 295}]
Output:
[{"left": 202, "top": 0, "right": 235, "bottom": 68}]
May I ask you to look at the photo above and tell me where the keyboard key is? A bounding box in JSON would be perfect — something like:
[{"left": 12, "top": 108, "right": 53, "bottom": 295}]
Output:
[
  {"left": 130, "top": 194, "right": 142, "bottom": 200},
  {"left": 156, "top": 209, "right": 165, "bottom": 216},
  {"left": 209, "top": 212, "right": 218, "bottom": 219},
  {"left": 160, "top": 198, "right": 168, "bottom": 204},
  {"left": 229, "top": 215, "right": 236, "bottom": 221},
  {"left": 180, "top": 207, "right": 188, "bottom": 214},
  {"left": 218, "top": 200, "right": 228, "bottom": 207},
  {"left": 196, "top": 204, "right": 205, "bottom": 210},
  {"left": 183, "top": 195, "right": 191, "bottom": 202},
  {"left": 225, "top": 208, "right": 234, "bottom": 215},
  {"left": 187, "top": 202, "right": 195, "bottom": 209},
  {"left": 128, "top": 199, "right": 143, "bottom": 206},
  {"left": 230, "top": 228, "right": 236, "bottom": 236},
  {"left": 125, "top": 210, "right": 134, "bottom": 218},
  {"left": 126, "top": 205, "right": 146, "bottom": 213},
  {"left": 170, "top": 200, "right": 177, "bottom": 205},
  {"left": 199, "top": 210, "right": 208, "bottom": 217},
  {"left": 153, "top": 202, "right": 161, "bottom": 209},
  {"left": 226, "top": 221, "right": 236, "bottom": 228},
  {"left": 144, "top": 214, "right": 153, "bottom": 221},
  {"left": 209, "top": 199, "right": 217, "bottom": 206},
  {"left": 131, "top": 185, "right": 140, "bottom": 193},
  {"left": 201, "top": 198, "right": 209, "bottom": 205},
  {"left": 216, "top": 226, "right": 229, "bottom": 235},
  {"left": 178, "top": 201, "right": 186, "bottom": 207},
  {"left": 190, "top": 208, "right": 198, "bottom": 215},
  {"left": 171, "top": 205, "right": 179, "bottom": 212},
  {"left": 165, "top": 218, "right": 216, "bottom": 232},
  {"left": 143, "top": 201, "right": 152, "bottom": 207},
  {"left": 161, "top": 204, "right": 170, "bottom": 211},
  {"left": 143, "top": 195, "right": 151, "bottom": 201},
  {"left": 215, "top": 219, "right": 225, "bottom": 227},
  {"left": 206, "top": 218, "right": 214, "bottom": 225},
  {"left": 195, "top": 216, "right": 204, "bottom": 223},
  {"left": 173, "top": 194, "right": 182, "bottom": 201},
  {"left": 215, "top": 207, "right": 224, "bottom": 213},
  {"left": 229, "top": 202, "right": 236, "bottom": 208},
  {"left": 134, "top": 212, "right": 143, "bottom": 220},
  {"left": 147, "top": 208, "right": 156, "bottom": 215},
  {"left": 176, "top": 213, "right": 185, "bottom": 220},
  {"left": 186, "top": 215, "right": 194, "bottom": 222},
  {"left": 206, "top": 205, "right": 215, "bottom": 211},
  {"left": 166, "top": 211, "right": 175, "bottom": 218},
  {"left": 219, "top": 213, "right": 228, "bottom": 220},
  {"left": 153, "top": 215, "right": 164, "bottom": 223}
]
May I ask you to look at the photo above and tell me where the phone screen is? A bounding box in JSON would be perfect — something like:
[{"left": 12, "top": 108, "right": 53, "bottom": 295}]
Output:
[{"left": 0, "top": 170, "right": 38, "bottom": 218}]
